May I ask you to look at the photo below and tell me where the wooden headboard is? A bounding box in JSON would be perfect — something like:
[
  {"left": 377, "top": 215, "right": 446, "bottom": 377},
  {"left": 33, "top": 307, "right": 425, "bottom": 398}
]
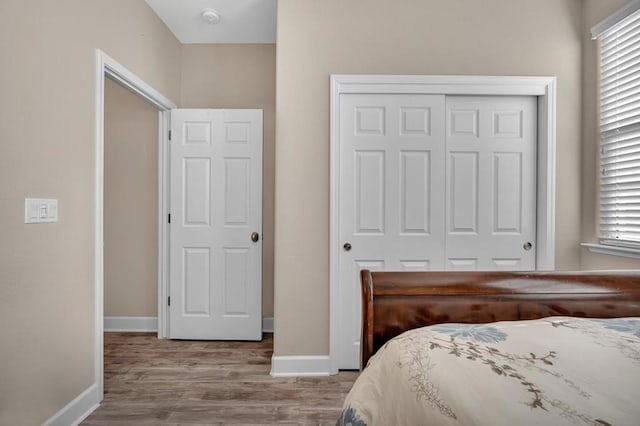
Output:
[{"left": 360, "top": 269, "right": 640, "bottom": 369}]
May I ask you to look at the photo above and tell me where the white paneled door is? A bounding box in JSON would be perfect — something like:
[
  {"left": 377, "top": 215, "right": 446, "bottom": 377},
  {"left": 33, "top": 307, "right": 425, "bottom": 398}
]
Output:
[
  {"left": 169, "top": 109, "right": 262, "bottom": 340},
  {"left": 338, "top": 95, "right": 537, "bottom": 368},
  {"left": 446, "top": 96, "right": 536, "bottom": 270},
  {"left": 338, "top": 94, "right": 447, "bottom": 368}
]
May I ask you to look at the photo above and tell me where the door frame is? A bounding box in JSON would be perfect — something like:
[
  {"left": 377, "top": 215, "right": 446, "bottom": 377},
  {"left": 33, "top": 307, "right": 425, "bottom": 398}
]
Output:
[
  {"left": 329, "top": 74, "right": 557, "bottom": 374},
  {"left": 94, "top": 49, "right": 176, "bottom": 400}
]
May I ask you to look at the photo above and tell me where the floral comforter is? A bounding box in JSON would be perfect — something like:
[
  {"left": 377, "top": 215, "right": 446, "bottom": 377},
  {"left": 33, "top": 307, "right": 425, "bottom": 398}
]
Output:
[{"left": 338, "top": 317, "right": 640, "bottom": 426}]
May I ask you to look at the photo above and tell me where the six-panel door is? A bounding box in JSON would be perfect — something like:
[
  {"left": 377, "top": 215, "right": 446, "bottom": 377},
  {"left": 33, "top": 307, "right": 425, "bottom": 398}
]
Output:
[
  {"left": 446, "top": 96, "right": 536, "bottom": 270},
  {"left": 169, "top": 109, "right": 263, "bottom": 340},
  {"left": 339, "top": 94, "right": 447, "bottom": 368}
]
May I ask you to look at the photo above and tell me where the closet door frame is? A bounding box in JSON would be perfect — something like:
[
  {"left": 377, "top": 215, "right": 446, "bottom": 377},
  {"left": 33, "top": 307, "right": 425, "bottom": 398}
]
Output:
[{"left": 329, "top": 74, "right": 556, "bottom": 374}]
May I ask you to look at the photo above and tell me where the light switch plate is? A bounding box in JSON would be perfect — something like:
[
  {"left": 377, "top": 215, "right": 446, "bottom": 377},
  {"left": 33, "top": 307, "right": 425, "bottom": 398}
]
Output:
[{"left": 25, "top": 198, "right": 59, "bottom": 223}]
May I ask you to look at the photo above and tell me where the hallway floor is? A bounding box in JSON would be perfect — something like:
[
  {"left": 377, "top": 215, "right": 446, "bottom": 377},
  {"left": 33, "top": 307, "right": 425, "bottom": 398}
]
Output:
[{"left": 82, "top": 333, "right": 358, "bottom": 425}]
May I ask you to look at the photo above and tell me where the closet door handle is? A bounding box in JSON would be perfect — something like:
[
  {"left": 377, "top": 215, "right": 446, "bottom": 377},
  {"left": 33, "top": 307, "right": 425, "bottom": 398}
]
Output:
[{"left": 343, "top": 243, "right": 352, "bottom": 251}]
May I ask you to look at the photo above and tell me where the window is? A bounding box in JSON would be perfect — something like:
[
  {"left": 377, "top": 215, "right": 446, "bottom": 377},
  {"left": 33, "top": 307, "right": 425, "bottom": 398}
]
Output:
[{"left": 594, "top": 4, "right": 640, "bottom": 249}]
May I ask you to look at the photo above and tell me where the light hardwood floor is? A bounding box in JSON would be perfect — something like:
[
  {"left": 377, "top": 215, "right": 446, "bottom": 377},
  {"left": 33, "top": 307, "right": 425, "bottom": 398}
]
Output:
[{"left": 82, "top": 333, "right": 359, "bottom": 425}]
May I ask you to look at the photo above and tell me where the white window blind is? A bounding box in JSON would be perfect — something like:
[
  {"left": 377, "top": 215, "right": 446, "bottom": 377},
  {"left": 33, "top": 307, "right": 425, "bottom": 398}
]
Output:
[{"left": 598, "top": 10, "right": 640, "bottom": 246}]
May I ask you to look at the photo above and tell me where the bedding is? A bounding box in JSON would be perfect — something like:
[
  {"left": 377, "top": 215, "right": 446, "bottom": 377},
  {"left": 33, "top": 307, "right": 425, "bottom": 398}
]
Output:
[{"left": 338, "top": 316, "right": 640, "bottom": 426}]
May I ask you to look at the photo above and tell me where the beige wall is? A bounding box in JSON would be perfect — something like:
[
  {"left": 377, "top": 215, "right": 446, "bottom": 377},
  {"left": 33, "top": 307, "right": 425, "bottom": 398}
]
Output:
[
  {"left": 104, "top": 78, "right": 159, "bottom": 317},
  {"left": 274, "top": 0, "right": 585, "bottom": 356},
  {"left": 580, "top": 0, "right": 640, "bottom": 270},
  {"left": 181, "top": 44, "right": 276, "bottom": 317},
  {"left": 0, "top": 1, "right": 181, "bottom": 424}
]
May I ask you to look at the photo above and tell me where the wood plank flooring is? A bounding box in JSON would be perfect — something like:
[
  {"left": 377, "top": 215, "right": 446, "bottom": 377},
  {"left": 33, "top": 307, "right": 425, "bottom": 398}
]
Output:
[{"left": 82, "top": 333, "right": 359, "bottom": 425}]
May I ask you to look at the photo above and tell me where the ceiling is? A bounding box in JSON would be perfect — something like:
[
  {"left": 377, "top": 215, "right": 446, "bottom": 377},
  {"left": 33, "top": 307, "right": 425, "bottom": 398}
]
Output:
[{"left": 145, "top": 0, "right": 276, "bottom": 44}]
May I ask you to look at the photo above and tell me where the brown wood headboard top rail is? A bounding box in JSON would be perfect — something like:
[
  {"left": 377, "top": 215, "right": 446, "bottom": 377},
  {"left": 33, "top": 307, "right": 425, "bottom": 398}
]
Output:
[{"left": 359, "top": 269, "right": 640, "bottom": 370}]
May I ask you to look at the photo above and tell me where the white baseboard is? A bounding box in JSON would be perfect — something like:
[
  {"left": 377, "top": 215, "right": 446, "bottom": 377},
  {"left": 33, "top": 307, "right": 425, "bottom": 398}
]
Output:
[
  {"left": 270, "top": 355, "right": 331, "bottom": 377},
  {"left": 262, "top": 316, "right": 274, "bottom": 333},
  {"left": 104, "top": 316, "right": 157, "bottom": 332},
  {"left": 43, "top": 383, "right": 100, "bottom": 426},
  {"left": 104, "top": 316, "right": 274, "bottom": 333}
]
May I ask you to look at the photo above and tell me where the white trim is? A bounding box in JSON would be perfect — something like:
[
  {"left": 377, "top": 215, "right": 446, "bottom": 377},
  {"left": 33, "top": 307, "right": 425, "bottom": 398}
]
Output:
[
  {"left": 94, "top": 50, "right": 105, "bottom": 403},
  {"left": 42, "top": 384, "right": 100, "bottom": 426},
  {"left": 102, "top": 58, "right": 176, "bottom": 111},
  {"left": 104, "top": 316, "right": 158, "bottom": 332},
  {"left": 581, "top": 243, "right": 640, "bottom": 259},
  {"left": 157, "top": 110, "right": 171, "bottom": 339},
  {"left": 102, "top": 316, "right": 276, "bottom": 333},
  {"left": 331, "top": 74, "right": 553, "bottom": 96},
  {"left": 95, "top": 49, "right": 176, "bottom": 404},
  {"left": 591, "top": 0, "right": 640, "bottom": 39},
  {"left": 102, "top": 316, "right": 273, "bottom": 333},
  {"left": 535, "top": 79, "right": 557, "bottom": 270},
  {"left": 270, "top": 355, "right": 331, "bottom": 377},
  {"left": 329, "top": 74, "right": 557, "bottom": 374},
  {"left": 262, "top": 316, "right": 274, "bottom": 333}
]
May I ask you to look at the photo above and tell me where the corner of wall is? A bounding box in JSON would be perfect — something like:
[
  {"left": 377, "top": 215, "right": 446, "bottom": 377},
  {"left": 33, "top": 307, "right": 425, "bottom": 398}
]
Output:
[{"left": 42, "top": 384, "right": 100, "bottom": 426}]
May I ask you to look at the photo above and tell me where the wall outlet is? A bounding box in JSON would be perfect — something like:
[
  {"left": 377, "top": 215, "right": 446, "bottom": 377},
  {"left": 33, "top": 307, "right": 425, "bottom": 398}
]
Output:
[{"left": 25, "top": 198, "right": 58, "bottom": 224}]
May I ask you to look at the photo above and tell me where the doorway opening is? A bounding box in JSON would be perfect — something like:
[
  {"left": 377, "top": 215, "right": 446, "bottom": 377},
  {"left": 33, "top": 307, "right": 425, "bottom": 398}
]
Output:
[
  {"left": 94, "top": 49, "right": 176, "bottom": 400},
  {"left": 103, "top": 78, "right": 159, "bottom": 332}
]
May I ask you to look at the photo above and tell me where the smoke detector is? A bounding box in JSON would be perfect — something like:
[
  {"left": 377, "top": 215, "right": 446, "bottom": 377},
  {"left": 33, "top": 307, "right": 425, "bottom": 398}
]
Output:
[{"left": 201, "top": 8, "right": 220, "bottom": 24}]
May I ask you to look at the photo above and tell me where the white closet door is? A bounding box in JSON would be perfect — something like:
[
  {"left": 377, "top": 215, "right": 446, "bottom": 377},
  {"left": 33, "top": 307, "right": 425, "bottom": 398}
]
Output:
[
  {"left": 338, "top": 94, "right": 446, "bottom": 369},
  {"left": 169, "top": 109, "right": 263, "bottom": 340},
  {"left": 445, "top": 96, "right": 537, "bottom": 270},
  {"left": 337, "top": 94, "right": 538, "bottom": 369}
]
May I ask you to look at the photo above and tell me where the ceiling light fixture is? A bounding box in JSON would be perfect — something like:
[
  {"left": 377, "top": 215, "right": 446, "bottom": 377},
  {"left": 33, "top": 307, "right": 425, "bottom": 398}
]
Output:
[{"left": 201, "top": 8, "right": 220, "bottom": 24}]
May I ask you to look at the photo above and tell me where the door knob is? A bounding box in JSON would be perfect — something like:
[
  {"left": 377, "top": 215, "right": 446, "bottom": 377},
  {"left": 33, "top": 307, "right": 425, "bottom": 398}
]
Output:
[
  {"left": 523, "top": 242, "right": 532, "bottom": 251},
  {"left": 343, "top": 242, "right": 352, "bottom": 251},
  {"left": 251, "top": 232, "right": 260, "bottom": 243}
]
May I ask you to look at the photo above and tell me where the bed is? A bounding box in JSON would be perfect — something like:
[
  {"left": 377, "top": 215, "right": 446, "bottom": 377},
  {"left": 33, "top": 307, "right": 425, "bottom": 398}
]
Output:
[{"left": 338, "top": 270, "right": 640, "bottom": 426}]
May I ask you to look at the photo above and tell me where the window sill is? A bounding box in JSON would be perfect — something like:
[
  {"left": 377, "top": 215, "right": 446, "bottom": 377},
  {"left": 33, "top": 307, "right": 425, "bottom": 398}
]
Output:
[{"left": 581, "top": 243, "right": 640, "bottom": 259}]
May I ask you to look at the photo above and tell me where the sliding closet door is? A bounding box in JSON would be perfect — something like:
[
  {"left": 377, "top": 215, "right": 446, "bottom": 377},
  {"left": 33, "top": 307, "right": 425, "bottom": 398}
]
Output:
[
  {"left": 445, "top": 96, "right": 537, "bottom": 270},
  {"left": 336, "top": 94, "right": 538, "bottom": 369},
  {"left": 338, "top": 94, "right": 446, "bottom": 369}
]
